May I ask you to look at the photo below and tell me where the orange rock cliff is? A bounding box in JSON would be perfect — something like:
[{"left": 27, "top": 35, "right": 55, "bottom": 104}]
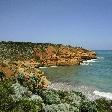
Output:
[{"left": 0, "top": 42, "right": 96, "bottom": 67}]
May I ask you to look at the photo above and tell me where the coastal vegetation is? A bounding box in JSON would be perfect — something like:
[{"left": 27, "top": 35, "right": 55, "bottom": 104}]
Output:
[{"left": 0, "top": 77, "right": 112, "bottom": 112}]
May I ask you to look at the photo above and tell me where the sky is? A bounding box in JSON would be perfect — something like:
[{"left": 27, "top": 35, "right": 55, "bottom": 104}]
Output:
[{"left": 0, "top": 0, "right": 112, "bottom": 50}]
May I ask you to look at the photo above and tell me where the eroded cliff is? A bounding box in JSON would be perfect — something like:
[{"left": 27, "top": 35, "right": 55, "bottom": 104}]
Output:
[{"left": 0, "top": 41, "right": 96, "bottom": 67}]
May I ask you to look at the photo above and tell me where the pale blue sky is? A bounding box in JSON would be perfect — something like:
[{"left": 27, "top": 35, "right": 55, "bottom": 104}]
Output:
[{"left": 0, "top": 0, "right": 112, "bottom": 50}]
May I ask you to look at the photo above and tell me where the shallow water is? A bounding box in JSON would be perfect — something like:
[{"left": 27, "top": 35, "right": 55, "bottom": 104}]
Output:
[{"left": 40, "top": 50, "right": 112, "bottom": 100}]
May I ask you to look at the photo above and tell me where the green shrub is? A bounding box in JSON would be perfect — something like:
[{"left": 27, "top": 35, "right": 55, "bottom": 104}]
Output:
[
  {"left": 80, "top": 100, "right": 97, "bottom": 112},
  {"left": 11, "top": 82, "right": 28, "bottom": 99},
  {"left": 62, "top": 91, "right": 81, "bottom": 107},
  {"left": 16, "top": 98, "right": 43, "bottom": 112},
  {"left": 95, "top": 98, "right": 112, "bottom": 112},
  {"left": 0, "top": 79, "right": 15, "bottom": 112},
  {"left": 40, "top": 89, "right": 61, "bottom": 104},
  {"left": 17, "top": 73, "right": 25, "bottom": 85},
  {"left": 0, "top": 72, "right": 5, "bottom": 81},
  {"left": 44, "top": 103, "right": 79, "bottom": 112},
  {"left": 17, "top": 73, "right": 41, "bottom": 93},
  {"left": 0, "top": 79, "right": 43, "bottom": 112}
]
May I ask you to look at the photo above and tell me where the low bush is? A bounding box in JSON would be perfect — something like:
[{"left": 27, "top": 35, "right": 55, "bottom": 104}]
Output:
[
  {"left": 0, "top": 79, "right": 43, "bottom": 112},
  {"left": 95, "top": 98, "right": 112, "bottom": 112},
  {"left": 1, "top": 78, "right": 112, "bottom": 112},
  {"left": 80, "top": 100, "right": 97, "bottom": 112},
  {"left": 40, "top": 89, "right": 61, "bottom": 104},
  {"left": 44, "top": 103, "right": 79, "bottom": 112}
]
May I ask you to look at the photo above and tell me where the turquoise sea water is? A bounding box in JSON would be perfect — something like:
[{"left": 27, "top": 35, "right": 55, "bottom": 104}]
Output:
[{"left": 41, "top": 50, "right": 112, "bottom": 99}]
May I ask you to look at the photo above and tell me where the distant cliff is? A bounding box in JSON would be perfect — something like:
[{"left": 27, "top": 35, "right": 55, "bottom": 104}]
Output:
[
  {"left": 0, "top": 41, "right": 96, "bottom": 66},
  {"left": 34, "top": 45, "right": 96, "bottom": 66}
]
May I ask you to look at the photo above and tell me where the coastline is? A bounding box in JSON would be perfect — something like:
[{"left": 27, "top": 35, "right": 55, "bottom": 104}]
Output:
[
  {"left": 48, "top": 81, "right": 112, "bottom": 101},
  {"left": 39, "top": 65, "right": 58, "bottom": 69},
  {"left": 41, "top": 55, "right": 112, "bottom": 101},
  {"left": 39, "top": 58, "right": 98, "bottom": 68}
]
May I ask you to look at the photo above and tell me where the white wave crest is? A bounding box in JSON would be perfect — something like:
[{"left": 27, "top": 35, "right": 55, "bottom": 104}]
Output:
[
  {"left": 81, "top": 63, "right": 90, "bottom": 66},
  {"left": 97, "top": 56, "right": 104, "bottom": 59},
  {"left": 93, "top": 90, "right": 112, "bottom": 100},
  {"left": 81, "top": 59, "right": 97, "bottom": 66},
  {"left": 83, "top": 59, "right": 96, "bottom": 63}
]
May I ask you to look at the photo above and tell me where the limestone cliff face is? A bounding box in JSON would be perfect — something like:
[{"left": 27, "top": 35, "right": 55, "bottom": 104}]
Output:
[
  {"left": 0, "top": 42, "right": 96, "bottom": 66},
  {"left": 34, "top": 45, "right": 96, "bottom": 66}
]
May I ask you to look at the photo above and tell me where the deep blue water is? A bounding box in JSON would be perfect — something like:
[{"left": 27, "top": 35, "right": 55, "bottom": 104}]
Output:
[{"left": 41, "top": 50, "right": 112, "bottom": 93}]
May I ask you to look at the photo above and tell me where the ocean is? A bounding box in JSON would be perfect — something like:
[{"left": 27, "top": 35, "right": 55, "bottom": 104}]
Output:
[{"left": 40, "top": 50, "right": 112, "bottom": 100}]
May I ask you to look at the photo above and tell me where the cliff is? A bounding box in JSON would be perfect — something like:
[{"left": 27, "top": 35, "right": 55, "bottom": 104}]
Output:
[
  {"left": 34, "top": 45, "right": 96, "bottom": 66},
  {"left": 0, "top": 41, "right": 96, "bottom": 67}
]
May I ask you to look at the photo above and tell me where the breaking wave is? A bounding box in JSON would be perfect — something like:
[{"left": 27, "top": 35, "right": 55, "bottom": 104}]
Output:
[
  {"left": 48, "top": 82, "right": 112, "bottom": 101},
  {"left": 93, "top": 90, "right": 112, "bottom": 100},
  {"left": 81, "top": 56, "right": 104, "bottom": 66},
  {"left": 81, "top": 59, "right": 97, "bottom": 66},
  {"left": 97, "top": 56, "right": 104, "bottom": 59},
  {"left": 48, "top": 82, "right": 98, "bottom": 101}
]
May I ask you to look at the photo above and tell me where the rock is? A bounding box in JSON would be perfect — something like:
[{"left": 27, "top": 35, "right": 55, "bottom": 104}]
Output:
[
  {"left": 34, "top": 45, "right": 96, "bottom": 66},
  {"left": 0, "top": 60, "right": 50, "bottom": 89},
  {"left": 0, "top": 42, "right": 96, "bottom": 66}
]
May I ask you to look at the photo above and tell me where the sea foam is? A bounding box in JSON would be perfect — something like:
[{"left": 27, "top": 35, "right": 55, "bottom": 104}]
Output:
[
  {"left": 81, "top": 59, "right": 97, "bottom": 65},
  {"left": 97, "top": 56, "right": 104, "bottom": 59},
  {"left": 48, "top": 82, "right": 100, "bottom": 100},
  {"left": 81, "top": 56, "right": 104, "bottom": 66},
  {"left": 93, "top": 90, "right": 112, "bottom": 100},
  {"left": 49, "top": 82, "right": 112, "bottom": 101}
]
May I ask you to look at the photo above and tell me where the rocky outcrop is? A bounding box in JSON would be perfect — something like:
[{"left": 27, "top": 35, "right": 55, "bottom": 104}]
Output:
[
  {"left": 80, "top": 52, "right": 96, "bottom": 60},
  {"left": 0, "top": 42, "right": 96, "bottom": 66},
  {"left": 34, "top": 46, "right": 96, "bottom": 66},
  {"left": 0, "top": 60, "right": 50, "bottom": 88}
]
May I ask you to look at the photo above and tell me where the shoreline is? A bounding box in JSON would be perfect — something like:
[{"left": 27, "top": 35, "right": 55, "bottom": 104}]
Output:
[
  {"left": 39, "top": 58, "right": 98, "bottom": 68},
  {"left": 39, "top": 56, "right": 112, "bottom": 101},
  {"left": 48, "top": 81, "right": 112, "bottom": 101},
  {"left": 39, "top": 65, "right": 58, "bottom": 69}
]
